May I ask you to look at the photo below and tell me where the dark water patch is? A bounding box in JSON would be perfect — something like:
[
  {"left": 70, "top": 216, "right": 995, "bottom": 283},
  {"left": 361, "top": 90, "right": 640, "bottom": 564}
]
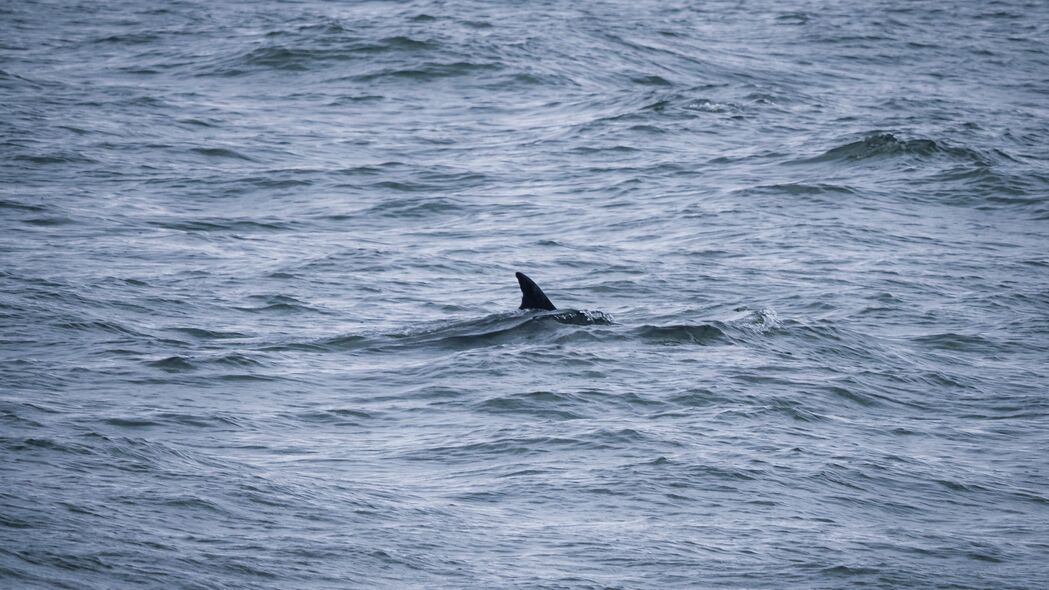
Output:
[
  {"left": 103, "top": 417, "right": 160, "bottom": 428},
  {"left": 168, "top": 327, "right": 248, "bottom": 340},
  {"left": 822, "top": 385, "right": 881, "bottom": 407},
  {"left": 23, "top": 216, "right": 76, "bottom": 226},
  {"left": 143, "top": 352, "right": 267, "bottom": 373},
  {"left": 12, "top": 152, "right": 97, "bottom": 165},
  {"left": 362, "top": 196, "right": 466, "bottom": 218},
  {"left": 177, "top": 117, "right": 220, "bottom": 128},
  {"left": 160, "top": 495, "right": 227, "bottom": 514},
  {"left": 769, "top": 319, "right": 850, "bottom": 344},
  {"left": 212, "top": 353, "right": 265, "bottom": 368},
  {"left": 293, "top": 408, "right": 373, "bottom": 424},
  {"left": 385, "top": 167, "right": 490, "bottom": 190},
  {"left": 764, "top": 397, "right": 827, "bottom": 423},
  {"left": 567, "top": 144, "right": 642, "bottom": 156},
  {"left": 793, "top": 133, "right": 991, "bottom": 165},
  {"left": 0, "top": 407, "right": 44, "bottom": 428},
  {"left": 233, "top": 36, "right": 440, "bottom": 71},
  {"left": 240, "top": 47, "right": 337, "bottom": 71},
  {"left": 334, "top": 163, "right": 401, "bottom": 177},
  {"left": 154, "top": 412, "right": 243, "bottom": 429},
  {"left": 3, "top": 436, "right": 96, "bottom": 456},
  {"left": 396, "top": 310, "right": 614, "bottom": 350},
  {"left": 234, "top": 294, "right": 322, "bottom": 315},
  {"left": 632, "top": 75, "right": 673, "bottom": 86},
  {"left": 309, "top": 334, "right": 368, "bottom": 351},
  {"left": 146, "top": 356, "right": 195, "bottom": 372},
  {"left": 55, "top": 320, "right": 142, "bottom": 337},
  {"left": 307, "top": 311, "right": 616, "bottom": 354},
  {"left": 668, "top": 388, "right": 726, "bottom": 408},
  {"left": 634, "top": 323, "right": 727, "bottom": 345},
  {"left": 101, "top": 436, "right": 228, "bottom": 473},
  {"left": 407, "top": 428, "right": 655, "bottom": 463},
  {"left": 817, "top": 565, "right": 880, "bottom": 577},
  {"left": 911, "top": 332, "right": 998, "bottom": 353},
  {"left": 0, "top": 199, "right": 47, "bottom": 212},
  {"left": 384, "top": 314, "right": 555, "bottom": 351},
  {"left": 351, "top": 61, "right": 499, "bottom": 82},
  {"left": 0, "top": 514, "right": 34, "bottom": 530},
  {"left": 475, "top": 390, "right": 586, "bottom": 420},
  {"left": 217, "top": 373, "right": 284, "bottom": 382},
  {"left": 747, "top": 183, "right": 857, "bottom": 196},
  {"left": 327, "top": 94, "right": 386, "bottom": 106},
  {"left": 247, "top": 176, "right": 314, "bottom": 189},
  {"left": 93, "top": 32, "right": 158, "bottom": 45},
  {"left": 189, "top": 147, "right": 256, "bottom": 161},
  {"left": 776, "top": 12, "right": 812, "bottom": 25}
]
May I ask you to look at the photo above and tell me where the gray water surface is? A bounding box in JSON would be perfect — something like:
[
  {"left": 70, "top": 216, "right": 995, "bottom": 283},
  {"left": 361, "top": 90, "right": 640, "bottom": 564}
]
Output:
[{"left": 3, "top": 1, "right": 1049, "bottom": 588}]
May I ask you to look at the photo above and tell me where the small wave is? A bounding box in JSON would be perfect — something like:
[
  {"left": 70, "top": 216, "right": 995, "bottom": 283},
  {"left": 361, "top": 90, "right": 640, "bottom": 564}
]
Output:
[
  {"left": 292, "top": 408, "right": 373, "bottom": 425},
  {"left": 363, "top": 196, "right": 466, "bottom": 218},
  {"left": 168, "top": 327, "right": 248, "bottom": 340},
  {"left": 104, "top": 417, "right": 160, "bottom": 428},
  {"left": 212, "top": 353, "right": 264, "bottom": 368},
  {"left": 313, "top": 334, "right": 368, "bottom": 351},
  {"left": 747, "top": 183, "right": 857, "bottom": 196},
  {"left": 229, "top": 36, "right": 439, "bottom": 72},
  {"left": 311, "top": 310, "right": 614, "bottom": 353},
  {"left": 631, "top": 75, "right": 673, "bottom": 86},
  {"left": 93, "top": 32, "right": 158, "bottom": 45},
  {"left": 234, "top": 294, "right": 320, "bottom": 315},
  {"left": 147, "top": 356, "right": 195, "bottom": 372},
  {"left": 911, "top": 332, "right": 997, "bottom": 353},
  {"left": 101, "top": 436, "right": 226, "bottom": 474},
  {"left": 3, "top": 436, "right": 95, "bottom": 455},
  {"left": 152, "top": 218, "right": 296, "bottom": 233},
  {"left": 0, "top": 199, "right": 46, "bottom": 212},
  {"left": 241, "top": 46, "right": 330, "bottom": 71},
  {"left": 350, "top": 61, "right": 499, "bottom": 82},
  {"left": 634, "top": 323, "right": 726, "bottom": 345},
  {"left": 405, "top": 429, "right": 652, "bottom": 462},
  {"left": 155, "top": 412, "right": 242, "bottom": 428},
  {"left": 393, "top": 310, "right": 613, "bottom": 349},
  {"left": 56, "top": 319, "right": 141, "bottom": 337},
  {"left": 237, "top": 302, "right": 314, "bottom": 314},
  {"left": 13, "top": 152, "right": 97, "bottom": 165},
  {"left": 776, "top": 12, "right": 812, "bottom": 25},
  {"left": 792, "top": 132, "right": 990, "bottom": 165},
  {"left": 823, "top": 385, "right": 880, "bottom": 407},
  {"left": 475, "top": 390, "right": 586, "bottom": 420},
  {"left": 23, "top": 216, "right": 76, "bottom": 226},
  {"left": 189, "top": 147, "right": 257, "bottom": 161}
]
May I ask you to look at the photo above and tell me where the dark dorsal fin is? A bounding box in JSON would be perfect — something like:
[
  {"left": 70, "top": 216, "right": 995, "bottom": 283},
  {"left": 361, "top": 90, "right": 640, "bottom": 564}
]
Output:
[{"left": 516, "top": 272, "right": 556, "bottom": 311}]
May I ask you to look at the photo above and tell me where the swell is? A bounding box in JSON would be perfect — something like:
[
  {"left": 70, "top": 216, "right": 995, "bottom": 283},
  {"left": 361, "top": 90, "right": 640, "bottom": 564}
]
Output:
[
  {"left": 197, "top": 34, "right": 444, "bottom": 76},
  {"left": 783, "top": 132, "right": 1045, "bottom": 212},
  {"left": 263, "top": 308, "right": 786, "bottom": 354},
  {"left": 791, "top": 132, "right": 992, "bottom": 165},
  {"left": 315, "top": 310, "right": 616, "bottom": 352}
]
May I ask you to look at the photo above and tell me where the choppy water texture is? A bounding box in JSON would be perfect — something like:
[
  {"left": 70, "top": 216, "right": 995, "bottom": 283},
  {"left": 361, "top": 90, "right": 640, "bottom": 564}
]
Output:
[{"left": 3, "top": 1, "right": 1049, "bottom": 588}]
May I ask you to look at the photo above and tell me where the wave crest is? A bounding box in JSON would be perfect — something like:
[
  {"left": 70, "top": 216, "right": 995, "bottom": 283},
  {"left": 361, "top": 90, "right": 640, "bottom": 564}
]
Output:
[{"left": 795, "top": 132, "right": 990, "bottom": 165}]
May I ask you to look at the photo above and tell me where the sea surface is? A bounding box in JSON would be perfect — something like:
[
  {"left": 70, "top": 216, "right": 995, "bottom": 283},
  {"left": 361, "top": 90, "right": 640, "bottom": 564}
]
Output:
[{"left": 2, "top": 1, "right": 1049, "bottom": 588}]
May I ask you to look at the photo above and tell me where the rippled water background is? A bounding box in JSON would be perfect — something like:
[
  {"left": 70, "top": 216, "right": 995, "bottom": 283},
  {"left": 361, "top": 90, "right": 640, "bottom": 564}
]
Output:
[{"left": 3, "top": 1, "right": 1049, "bottom": 588}]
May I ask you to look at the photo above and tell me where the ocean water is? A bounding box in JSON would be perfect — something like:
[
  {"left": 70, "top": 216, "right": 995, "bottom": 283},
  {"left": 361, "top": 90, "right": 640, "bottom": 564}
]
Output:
[{"left": 2, "top": 0, "right": 1049, "bottom": 588}]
